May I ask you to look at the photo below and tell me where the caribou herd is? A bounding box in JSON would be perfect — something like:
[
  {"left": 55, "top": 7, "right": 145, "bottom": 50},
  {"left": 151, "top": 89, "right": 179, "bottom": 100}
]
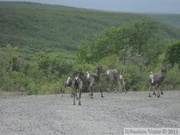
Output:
[{"left": 61, "top": 66, "right": 167, "bottom": 105}]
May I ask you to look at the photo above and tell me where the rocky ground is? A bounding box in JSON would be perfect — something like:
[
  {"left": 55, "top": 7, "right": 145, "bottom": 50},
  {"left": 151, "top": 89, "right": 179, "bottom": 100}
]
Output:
[{"left": 0, "top": 91, "right": 180, "bottom": 135}]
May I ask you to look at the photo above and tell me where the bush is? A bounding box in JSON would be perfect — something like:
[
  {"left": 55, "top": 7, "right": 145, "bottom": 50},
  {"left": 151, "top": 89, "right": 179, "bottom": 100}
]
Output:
[
  {"left": 165, "top": 40, "right": 180, "bottom": 67},
  {"left": 124, "top": 65, "right": 148, "bottom": 91},
  {"left": 165, "top": 64, "right": 180, "bottom": 90}
]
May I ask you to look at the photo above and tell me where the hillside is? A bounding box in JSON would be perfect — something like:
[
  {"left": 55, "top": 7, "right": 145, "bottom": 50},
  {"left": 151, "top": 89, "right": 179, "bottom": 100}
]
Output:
[
  {"left": 1, "top": 2, "right": 180, "bottom": 57},
  {"left": 0, "top": 2, "right": 141, "bottom": 53},
  {"left": 0, "top": 2, "right": 180, "bottom": 95},
  {"left": 147, "top": 14, "right": 180, "bottom": 28}
]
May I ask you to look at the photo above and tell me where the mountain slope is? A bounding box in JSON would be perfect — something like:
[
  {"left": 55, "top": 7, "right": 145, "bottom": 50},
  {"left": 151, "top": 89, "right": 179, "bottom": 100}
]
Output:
[
  {"left": 147, "top": 14, "right": 180, "bottom": 28},
  {"left": 0, "top": 2, "right": 180, "bottom": 55}
]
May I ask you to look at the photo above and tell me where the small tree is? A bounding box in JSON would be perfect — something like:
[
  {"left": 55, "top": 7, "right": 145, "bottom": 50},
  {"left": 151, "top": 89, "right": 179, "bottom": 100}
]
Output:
[{"left": 77, "top": 18, "right": 161, "bottom": 65}]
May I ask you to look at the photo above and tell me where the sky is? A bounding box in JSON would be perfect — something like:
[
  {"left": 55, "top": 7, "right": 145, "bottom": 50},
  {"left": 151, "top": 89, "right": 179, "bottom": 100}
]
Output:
[{"left": 1, "top": 0, "right": 180, "bottom": 14}]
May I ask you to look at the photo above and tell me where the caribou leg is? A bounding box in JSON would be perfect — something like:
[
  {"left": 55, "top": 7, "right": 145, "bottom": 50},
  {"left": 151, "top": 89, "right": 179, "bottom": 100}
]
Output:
[
  {"left": 117, "top": 81, "right": 122, "bottom": 93},
  {"left": 149, "top": 83, "right": 152, "bottom": 97},
  {"left": 73, "top": 90, "right": 76, "bottom": 105},
  {"left": 89, "top": 83, "right": 94, "bottom": 98},
  {"left": 99, "top": 83, "right": 103, "bottom": 98},
  {"left": 78, "top": 90, "right": 82, "bottom": 105},
  {"left": 106, "top": 80, "right": 111, "bottom": 93}
]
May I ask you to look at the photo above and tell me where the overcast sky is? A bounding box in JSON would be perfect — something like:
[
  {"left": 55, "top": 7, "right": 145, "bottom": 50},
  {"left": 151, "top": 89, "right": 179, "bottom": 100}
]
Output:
[{"left": 1, "top": 0, "right": 180, "bottom": 14}]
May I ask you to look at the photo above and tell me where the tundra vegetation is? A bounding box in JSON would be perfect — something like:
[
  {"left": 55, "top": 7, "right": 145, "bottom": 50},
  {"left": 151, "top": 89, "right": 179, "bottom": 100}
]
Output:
[{"left": 0, "top": 2, "right": 180, "bottom": 95}]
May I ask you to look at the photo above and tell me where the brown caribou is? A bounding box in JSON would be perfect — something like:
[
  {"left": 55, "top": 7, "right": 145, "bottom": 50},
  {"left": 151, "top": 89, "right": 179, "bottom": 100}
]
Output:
[
  {"left": 86, "top": 66, "right": 104, "bottom": 98},
  {"left": 148, "top": 67, "right": 167, "bottom": 97},
  {"left": 106, "top": 69, "right": 126, "bottom": 93}
]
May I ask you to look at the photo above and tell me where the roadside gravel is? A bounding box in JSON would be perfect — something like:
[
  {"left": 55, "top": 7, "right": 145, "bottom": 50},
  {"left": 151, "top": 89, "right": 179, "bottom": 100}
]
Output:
[{"left": 0, "top": 91, "right": 180, "bottom": 135}]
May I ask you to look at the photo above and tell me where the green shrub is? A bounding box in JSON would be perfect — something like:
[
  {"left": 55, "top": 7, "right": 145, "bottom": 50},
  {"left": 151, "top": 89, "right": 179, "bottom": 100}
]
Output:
[
  {"left": 165, "top": 64, "right": 180, "bottom": 90},
  {"left": 165, "top": 40, "right": 180, "bottom": 67}
]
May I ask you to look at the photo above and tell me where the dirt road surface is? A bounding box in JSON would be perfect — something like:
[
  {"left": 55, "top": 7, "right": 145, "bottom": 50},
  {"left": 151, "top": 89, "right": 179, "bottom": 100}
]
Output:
[{"left": 0, "top": 91, "right": 180, "bottom": 135}]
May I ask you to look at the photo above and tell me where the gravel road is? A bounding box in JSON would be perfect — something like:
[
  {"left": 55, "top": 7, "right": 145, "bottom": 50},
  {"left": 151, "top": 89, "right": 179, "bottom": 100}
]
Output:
[{"left": 0, "top": 91, "right": 180, "bottom": 135}]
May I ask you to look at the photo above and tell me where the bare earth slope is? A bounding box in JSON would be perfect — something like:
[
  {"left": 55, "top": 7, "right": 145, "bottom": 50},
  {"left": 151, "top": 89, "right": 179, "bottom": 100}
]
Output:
[{"left": 0, "top": 91, "right": 180, "bottom": 135}]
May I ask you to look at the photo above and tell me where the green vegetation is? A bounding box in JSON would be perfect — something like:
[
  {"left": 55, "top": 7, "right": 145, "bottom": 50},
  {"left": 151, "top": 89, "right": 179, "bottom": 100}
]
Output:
[
  {"left": 77, "top": 18, "right": 161, "bottom": 64},
  {"left": 165, "top": 41, "right": 180, "bottom": 67},
  {"left": 0, "top": 2, "right": 180, "bottom": 95},
  {"left": 0, "top": 2, "right": 146, "bottom": 55},
  {"left": 77, "top": 18, "right": 180, "bottom": 91},
  {"left": 147, "top": 14, "right": 180, "bottom": 28}
]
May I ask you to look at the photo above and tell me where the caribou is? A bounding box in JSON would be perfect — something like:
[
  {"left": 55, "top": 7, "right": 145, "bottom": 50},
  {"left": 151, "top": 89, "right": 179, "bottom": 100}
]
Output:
[
  {"left": 106, "top": 69, "right": 126, "bottom": 93},
  {"left": 148, "top": 67, "right": 167, "bottom": 97},
  {"left": 86, "top": 66, "right": 104, "bottom": 98},
  {"left": 71, "top": 71, "right": 84, "bottom": 105}
]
